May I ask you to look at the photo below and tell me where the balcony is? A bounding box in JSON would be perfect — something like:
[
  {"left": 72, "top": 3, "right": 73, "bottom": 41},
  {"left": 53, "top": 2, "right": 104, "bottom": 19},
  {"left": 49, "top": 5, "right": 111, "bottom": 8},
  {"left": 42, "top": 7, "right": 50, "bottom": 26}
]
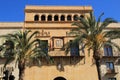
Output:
[
  {"left": 102, "top": 45, "right": 120, "bottom": 60},
  {"left": 102, "top": 51, "right": 120, "bottom": 60},
  {"left": 101, "top": 66, "right": 119, "bottom": 76},
  {"left": 48, "top": 51, "right": 85, "bottom": 65},
  {"left": 102, "top": 55, "right": 119, "bottom": 60},
  {"left": 106, "top": 68, "right": 118, "bottom": 75},
  {"left": 49, "top": 50, "right": 85, "bottom": 58}
]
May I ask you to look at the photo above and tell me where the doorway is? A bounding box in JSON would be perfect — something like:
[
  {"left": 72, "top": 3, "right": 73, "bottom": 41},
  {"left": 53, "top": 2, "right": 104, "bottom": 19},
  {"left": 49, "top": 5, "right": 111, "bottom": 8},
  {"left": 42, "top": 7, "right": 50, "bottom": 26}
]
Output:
[{"left": 54, "top": 77, "right": 66, "bottom": 80}]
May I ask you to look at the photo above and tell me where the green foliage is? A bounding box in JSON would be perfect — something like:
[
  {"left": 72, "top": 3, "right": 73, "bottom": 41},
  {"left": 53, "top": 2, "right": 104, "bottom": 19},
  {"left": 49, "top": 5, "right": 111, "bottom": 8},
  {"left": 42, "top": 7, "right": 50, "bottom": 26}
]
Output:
[
  {"left": 66, "top": 12, "right": 120, "bottom": 59},
  {"left": 0, "top": 30, "right": 50, "bottom": 80},
  {"left": 0, "top": 30, "right": 50, "bottom": 66}
]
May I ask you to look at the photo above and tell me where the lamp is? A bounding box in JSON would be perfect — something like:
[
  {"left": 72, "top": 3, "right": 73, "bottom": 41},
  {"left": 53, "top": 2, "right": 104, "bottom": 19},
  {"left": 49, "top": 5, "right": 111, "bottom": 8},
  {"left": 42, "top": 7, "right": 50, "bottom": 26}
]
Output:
[{"left": 57, "top": 63, "right": 64, "bottom": 71}]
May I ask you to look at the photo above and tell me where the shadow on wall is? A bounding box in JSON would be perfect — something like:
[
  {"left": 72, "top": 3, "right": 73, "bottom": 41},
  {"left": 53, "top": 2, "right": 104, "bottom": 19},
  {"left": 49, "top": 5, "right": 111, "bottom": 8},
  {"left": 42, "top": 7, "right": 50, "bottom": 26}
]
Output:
[{"left": 26, "top": 56, "right": 85, "bottom": 72}]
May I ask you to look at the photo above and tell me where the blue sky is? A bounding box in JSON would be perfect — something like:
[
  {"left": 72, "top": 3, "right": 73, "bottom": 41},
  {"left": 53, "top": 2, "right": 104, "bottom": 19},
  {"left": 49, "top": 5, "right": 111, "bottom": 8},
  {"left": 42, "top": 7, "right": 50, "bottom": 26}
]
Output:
[{"left": 0, "top": 0, "right": 120, "bottom": 22}]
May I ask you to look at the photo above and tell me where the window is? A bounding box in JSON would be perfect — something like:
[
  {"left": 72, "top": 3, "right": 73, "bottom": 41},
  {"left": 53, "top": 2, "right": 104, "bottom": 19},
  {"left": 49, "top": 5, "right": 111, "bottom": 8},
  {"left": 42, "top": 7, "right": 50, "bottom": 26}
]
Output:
[
  {"left": 104, "top": 45, "right": 113, "bottom": 56},
  {"left": 80, "top": 15, "right": 84, "bottom": 18},
  {"left": 34, "top": 15, "right": 39, "bottom": 21},
  {"left": 73, "top": 15, "right": 78, "bottom": 21},
  {"left": 67, "top": 15, "right": 71, "bottom": 21},
  {"left": 108, "top": 78, "right": 116, "bottom": 80},
  {"left": 106, "top": 62, "right": 114, "bottom": 71},
  {"left": 41, "top": 15, "right": 46, "bottom": 21},
  {"left": 70, "top": 40, "right": 79, "bottom": 56},
  {"left": 40, "top": 40, "right": 48, "bottom": 53},
  {"left": 48, "top": 15, "right": 52, "bottom": 21},
  {"left": 61, "top": 15, "right": 65, "bottom": 21},
  {"left": 54, "top": 15, "right": 59, "bottom": 21}
]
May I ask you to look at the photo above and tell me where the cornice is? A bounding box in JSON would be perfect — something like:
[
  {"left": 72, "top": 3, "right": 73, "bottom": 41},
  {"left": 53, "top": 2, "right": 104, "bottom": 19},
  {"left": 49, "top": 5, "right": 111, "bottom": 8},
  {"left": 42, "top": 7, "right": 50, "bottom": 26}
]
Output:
[
  {"left": 0, "top": 27, "right": 22, "bottom": 29},
  {"left": 25, "top": 9, "right": 92, "bottom": 13}
]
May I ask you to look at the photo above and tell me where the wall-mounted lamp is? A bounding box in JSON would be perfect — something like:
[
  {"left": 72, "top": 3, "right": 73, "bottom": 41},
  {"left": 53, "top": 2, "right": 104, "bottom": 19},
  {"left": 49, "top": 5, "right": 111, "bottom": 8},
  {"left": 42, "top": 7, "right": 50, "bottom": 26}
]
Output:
[{"left": 57, "top": 63, "right": 64, "bottom": 71}]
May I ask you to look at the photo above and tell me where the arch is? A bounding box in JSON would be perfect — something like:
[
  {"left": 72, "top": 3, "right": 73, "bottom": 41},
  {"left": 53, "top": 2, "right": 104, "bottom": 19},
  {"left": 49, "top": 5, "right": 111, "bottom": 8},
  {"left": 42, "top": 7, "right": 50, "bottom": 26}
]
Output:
[
  {"left": 73, "top": 15, "right": 78, "bottom": 21},
  {"left": 54, "top": 15, "right": 59, "bottom": 21},
  {"left": 41, "top": 15, "right": 46, "bottom": 21},
  {"left": 80, "top": 15, "right": 84, "bottom": 18},
  {"left": 54, "top": 77, "right": 66, "bottom": 80},
  {"left": 104, "top": 44, "right": 113, "bottom": 56},
  {"left": 61, "top": 15, "right": 65, "bottom": 21},
  {"left": 67, "top": 15, "right": 72, "bottom": 21},
  {"left": 34, "top": 15, "right": 39, "bottom": 21},
  {"left": 48, "top": 15, "right": 52, "bottom": 21}
]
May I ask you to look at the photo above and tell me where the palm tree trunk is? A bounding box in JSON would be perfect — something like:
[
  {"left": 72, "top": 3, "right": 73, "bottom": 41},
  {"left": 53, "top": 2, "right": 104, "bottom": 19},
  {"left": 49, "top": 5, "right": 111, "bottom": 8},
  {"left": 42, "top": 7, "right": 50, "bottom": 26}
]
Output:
[
  {"left": 18, "top": 61, "right": 25, "bottom": 80},
  {"left": 93, "top": 50, "right": 101, "bottom": 80},
  {"left": 95, "top": 59, "right": 101, "bottom": 80}
]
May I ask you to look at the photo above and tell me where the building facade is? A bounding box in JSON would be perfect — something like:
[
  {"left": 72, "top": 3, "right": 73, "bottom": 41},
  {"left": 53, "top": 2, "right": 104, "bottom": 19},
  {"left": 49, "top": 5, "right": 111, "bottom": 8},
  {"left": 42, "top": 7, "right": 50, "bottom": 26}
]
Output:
[
  {"left": 0, "top": 22, "right": 23, "bottom": 80},
  {"left": 0, "top": 5, "right": 120, "bottom": 80}
]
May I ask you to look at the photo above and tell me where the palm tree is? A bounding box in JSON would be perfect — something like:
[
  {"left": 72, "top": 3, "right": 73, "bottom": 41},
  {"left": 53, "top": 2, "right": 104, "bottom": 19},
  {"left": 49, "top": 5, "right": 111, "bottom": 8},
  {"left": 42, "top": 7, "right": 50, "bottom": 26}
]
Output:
[
  {"left": 0, "top": 30, "right": 50, "bottom": 80},
  {"left": 65, "top": 12, "right": 120, "bottom": 80}
]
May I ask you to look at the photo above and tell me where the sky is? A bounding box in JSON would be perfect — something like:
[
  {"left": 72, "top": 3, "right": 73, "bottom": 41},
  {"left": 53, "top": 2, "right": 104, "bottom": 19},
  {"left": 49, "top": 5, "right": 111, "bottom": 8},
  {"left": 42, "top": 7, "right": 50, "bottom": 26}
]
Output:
[{"left": 0, "top": 0, "right": 120, "bottom": 22}]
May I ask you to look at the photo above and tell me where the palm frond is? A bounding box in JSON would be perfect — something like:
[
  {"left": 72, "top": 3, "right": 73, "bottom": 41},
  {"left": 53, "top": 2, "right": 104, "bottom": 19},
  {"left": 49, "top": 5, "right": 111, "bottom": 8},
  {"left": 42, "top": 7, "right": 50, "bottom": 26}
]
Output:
[
  {"left": 99, "top": 18, "right": 117, "bottom": 32},
  {"left": 96, "top": 12, "right": 104, "bottom": 28},
  {"left": 104, "top": 29, "right": 120, "bottom": 39},
  {"left": 104, "top": 41, "right": 120, "bottom": 51},
  {"left": 65, "top": 33, "right": 87, "bottom": 54},
  {"left": 27, "top": 30, "right": 39, "bottom": 43}
]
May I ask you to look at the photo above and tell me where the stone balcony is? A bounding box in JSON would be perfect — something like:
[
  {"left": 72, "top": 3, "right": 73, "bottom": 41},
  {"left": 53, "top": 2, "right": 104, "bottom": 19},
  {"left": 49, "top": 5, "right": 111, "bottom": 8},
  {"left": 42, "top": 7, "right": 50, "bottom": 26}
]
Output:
[
  {"left": 101, "top": 66, "right": 119, "bottom": 76},
  {"left": 101, "top": 51, "right": 120, "bottom": 60}
]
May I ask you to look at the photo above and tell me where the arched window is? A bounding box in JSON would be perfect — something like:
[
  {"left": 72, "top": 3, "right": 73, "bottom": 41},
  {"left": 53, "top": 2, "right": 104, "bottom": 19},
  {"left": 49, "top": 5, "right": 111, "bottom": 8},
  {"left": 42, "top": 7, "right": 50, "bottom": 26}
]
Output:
[
  {"left": 61, "top": 15, "right": 65, "bottom": 21},
  {"left": 104, "top": 45, "right": 113, "bottom": 56},
  {"left": 80, "top": 15, "right": 84, "bottom": 18},
  {"left": 48, "top": 15, "right": 52, "bottom": 21},
  {"left": 41, "top": 15, "right": 46, "bottom": 21},
  {"left": 34, "top": 15, "right": 39, "bottom": 21},
  {"left": 73, "top": 15, "right": 78, "bottom": 21},
  {"left": 67, "top": 15, "right": 72, "bottom": 21},
  {"left": 54, "top": 15, "right": 59, "bottom": 21}
]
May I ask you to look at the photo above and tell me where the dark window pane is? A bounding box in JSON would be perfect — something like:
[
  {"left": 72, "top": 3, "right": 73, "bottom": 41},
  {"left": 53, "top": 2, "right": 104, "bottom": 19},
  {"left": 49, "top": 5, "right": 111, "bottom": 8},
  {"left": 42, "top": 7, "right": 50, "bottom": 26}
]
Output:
[
  {"left": 104, "top": 45, "right": 113, "bottom": 56},
  {"left": 106, "top": 62, "right": 114, "bottom": 70},
  {"left": 70, "top": 40, "right": 79, "bottom": 56},
  {"left": 54, "top": 15, "right": 58, "bottom": 21},
  {"left": 61, "top": 15, "right": 65, "bottom": 21},
  {"left": 40, "top": 40, "right": 48, "bottom": 53},
  {"left": 108, "top": 46, "right": 113, "bottom": 56},
  {"left": 80, "top": 15, "right": 84, "bottom": 18},
  {"left": 41, "top": 15, "right": 46, "bottom": 21},
  {"left": 104, "top": 47, "right": 108, "bottom": 56},
  {"left": 67, "top": 15, "right": 71, "bottom": 21},
  {"left": 73, "top": 15, "right": 78, "bottom": 21},
  {"left": 110, "top": 63, "right": 114, "bottom": 70},
  {"left": 48, "top": 15, "right": 52, "bottom": 21},
  {"left": 34, "top": 15, "right": 39, "bottom": 21}
]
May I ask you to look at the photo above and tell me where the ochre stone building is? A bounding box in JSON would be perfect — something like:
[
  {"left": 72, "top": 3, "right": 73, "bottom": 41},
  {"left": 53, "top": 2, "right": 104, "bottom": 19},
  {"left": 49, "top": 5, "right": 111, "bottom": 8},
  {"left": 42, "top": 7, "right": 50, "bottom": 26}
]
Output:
[{"left": 0, "top": 5, "right": 120, "bottom": 80}]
